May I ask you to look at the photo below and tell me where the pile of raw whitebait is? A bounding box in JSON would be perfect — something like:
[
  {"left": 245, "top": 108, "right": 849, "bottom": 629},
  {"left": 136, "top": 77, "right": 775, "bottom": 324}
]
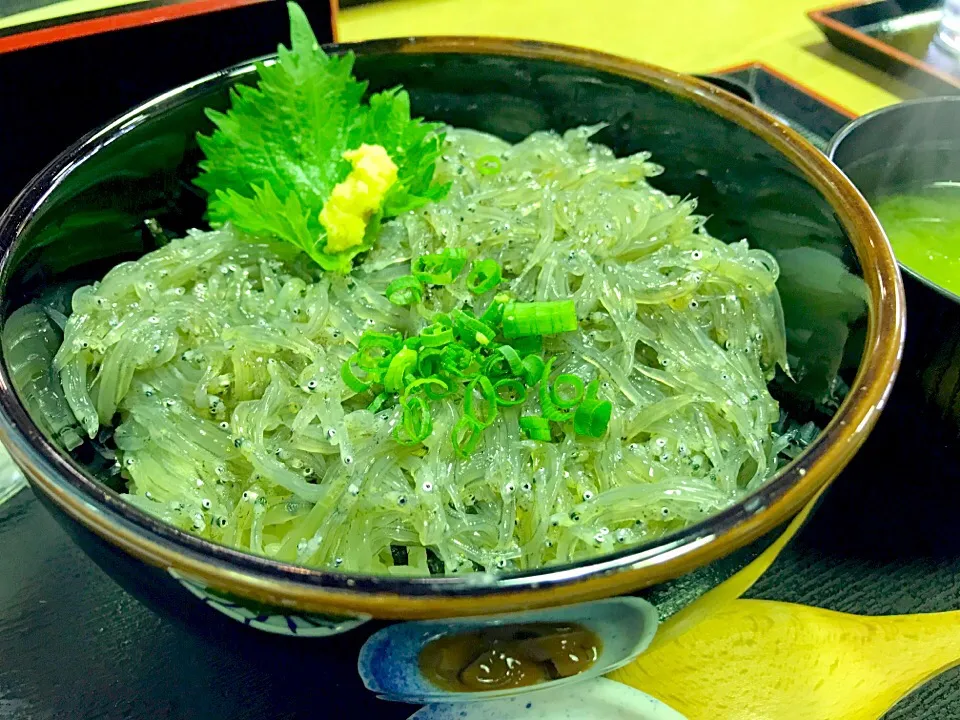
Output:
[{"left": 53, "top": 126, "right": 796, "bottom": 575}]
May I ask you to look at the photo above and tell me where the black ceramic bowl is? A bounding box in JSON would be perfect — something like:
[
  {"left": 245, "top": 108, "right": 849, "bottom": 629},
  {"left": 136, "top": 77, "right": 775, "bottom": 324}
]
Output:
[
  {"left": 829, "top": 96, "right": 960, "bottom": 430},
  {"left": 0, "top": 39, "right": 902, "bottom": 667}
]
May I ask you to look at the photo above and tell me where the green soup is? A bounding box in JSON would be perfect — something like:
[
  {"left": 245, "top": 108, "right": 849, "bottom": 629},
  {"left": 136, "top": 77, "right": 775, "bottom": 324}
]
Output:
[{"left": 873, "top": 184, "right": 960, "bottom": 295}]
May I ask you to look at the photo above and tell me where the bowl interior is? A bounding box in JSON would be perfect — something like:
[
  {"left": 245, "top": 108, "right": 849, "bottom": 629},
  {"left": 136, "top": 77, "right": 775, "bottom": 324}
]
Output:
[
  {"left": 0, "top": 43, "right": 883, "bottom": 606},
  {"left": 4, "top": 48, "right": 869, "bottom": 414}
]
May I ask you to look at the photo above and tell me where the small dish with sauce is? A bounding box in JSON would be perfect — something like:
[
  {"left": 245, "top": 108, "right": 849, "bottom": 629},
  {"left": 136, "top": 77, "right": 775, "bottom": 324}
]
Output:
[{"left": 357, "top": 597, "right": 658, "bottom": 703}]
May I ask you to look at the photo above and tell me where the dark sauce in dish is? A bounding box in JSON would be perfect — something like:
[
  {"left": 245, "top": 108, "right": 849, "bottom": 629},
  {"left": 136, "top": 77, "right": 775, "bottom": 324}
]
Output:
[{"left": 418, "top": 622, "right": 602, "bottom": 692}]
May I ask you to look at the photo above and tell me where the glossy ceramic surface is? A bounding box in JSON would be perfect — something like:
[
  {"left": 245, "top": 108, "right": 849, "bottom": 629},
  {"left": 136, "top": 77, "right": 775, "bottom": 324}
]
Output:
[
  {"left": 0, "top": 38, "right": 903, "bottom": 623},
  {"left": 408, "top": 678, "right": 687, "bottom": 720},
  {"left": 829, "top": 97, "right": 960, "bottom": 429},
  {"left": 701, "top": 63, "right": 855, "bottom": 151},
  {"left": 810, "top": 0, "right": 960, "bottom": 96}
]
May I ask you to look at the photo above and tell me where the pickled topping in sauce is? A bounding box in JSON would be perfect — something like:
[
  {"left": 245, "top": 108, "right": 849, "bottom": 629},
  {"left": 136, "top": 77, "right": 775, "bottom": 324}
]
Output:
[{"left": 418, "top": 622, "right": 602, "bottom": 692}]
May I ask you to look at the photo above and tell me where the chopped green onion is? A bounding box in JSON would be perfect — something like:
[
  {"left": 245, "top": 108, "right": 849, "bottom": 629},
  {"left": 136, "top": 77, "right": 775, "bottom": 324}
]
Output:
[
  {"left": 521, "top": 355, "right": 545, "bottom": 385},
  {"left": 481, "top": 344, "right": 526, "bottom": 378},
  {"left": 350, "top": 282, "right": 594, "bottom": 451},
  {"left": 519, "top": 416, "right": 553, "bottom": 441},
  {"left": 341, "top": 354, "right": 372, "bottom": 393},
  {"left": 494, "top": 378, "right": 527, "bottom": 406},
  {"left": 550, "top": 374, "right": 584, "bottom": 409},
  {"left": 412, "top": 248, "right": 469, "bottom": 285},
  {"left": 358, "top": 331, "right": 402, "bottom": 352},
  {"left": 446, "top": 248, "right": 469, "bottom": 272},
  {"left": 464, "top": 376, "right": 498, "bottom": 427},
  {"left": 451, "top": 416, "right": 484, "bottom": 458},
  {"left": 441, "top": 344, "right": 480, "bottom": 379},
  {"left": 418, "top": 347, "right": 444, "bottom": 377},
  {"left": 502, "top": 300, "right": 579, "bottom": 338},
  {"left": 476, "top": 154, "right": 502, "bottom": 175},
  {"left": 466, "top": 259, "right": 502, "bottom": 294},
  {"left": 497, "top": 345, "right": 524, "bottom": 375},
  {"left": 385, "top": 275, "right": 424, "bottom": 306},
  {"left": 483, "top": 353, "right": 510, "bottom": 378},
  {"left": 538, "top": 358, "right": 572, "bottom": 422},
  {"left": 419, "top": 322, "right": 455, "bottom": 347},
  {"left": 574, "top": 399, "right": 613, "bottom": 438},
  {"left": 384, "top": 347, "right": 417, "bottom": 393},
  {"left": 367, "top": 391, "right": 391, "bottom": 413},
  {"left": 584, "top": 379, "right": 600, "bottom": 399},
  {"left": 404, "top": 377, "right": 450, "bottom": 401},
  {"left": 357, "top": 332, "right": 402, "bottom": 369},
  {"left": 394, "top": 396, "right": 433, "bottom": 446},
  {"left": 480, "top": 293, "right": 512, "bottom": 326},
  {"left": 511, "top": 334, "right": 543, "bottom": 356},
  {"left": 452, "top": 310, "right": 496, "bottom": 348}
]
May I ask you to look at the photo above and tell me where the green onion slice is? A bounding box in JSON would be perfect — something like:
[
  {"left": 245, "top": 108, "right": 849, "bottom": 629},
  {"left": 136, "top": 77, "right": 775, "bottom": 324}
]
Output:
[
  {"left": 519, "top": 416, "right": 553, "bottom": 441},
  {"left": 441, "top": 344, "right": 480, "bottom": 379},
  {"left": 367, "top": 391, "right": 391, "bottom": 413},
  {"left": 550, "top": 374, "right": 585, "bottom": 409},
  {"left": 341, "top": 354, "right": 372, "bottom": 393},
  {"left": 417, "top": 347, "right": 444, "bottom": 377},
  {"left": 384, "top": 347, "right": 418, "bottom": 393},
  {"left": 497, "top": 345, "right": 524, "bottom": 375},
  {"left": 452, "top": 310, "right": 496, "bottom": 348},
  {"left": 494, "top": 378, "right": 527, "bottom": 406},
  {"left": 358, "top": 331, "right": 402, "bottom": 352},
  {"left": 511, "top": 334, "right": 543, "bottom": 357},
  {"left": 574, "top": 399, "right": 613, "bottom": 438},
  {"left": 585, "top": 379, "right": 601, "bottom": 399},
  {"left": 404, "top": 376, "right": 450, "bottom": 401},
  {"left": 521, "top": 355, "right": 546, "bottom": 385},
  {"left": 419, "top": 322, "right": 455, "bottom": 347},
  {"left": 412, "top": 248, "right": 469, "bottom": 285},
  {"left": 357, "top": 332, "right": 402, "bottom": 369},
  {"left": 483, "top": 353, "right": 509, "bottom": 378},
  {"left": 480, "top": 293, "right": 512, "bottom": 326},
  {"left": 476, "top": 155, "right": 502, "bottom": 175},
  {"left": 502, "top": 300, "right": 578, "bottom": 338},
  {"left": 394, "top": 395, "right": 433, "bottom": 446},
  {"left": 464, "top": 376, "right": 498, "bottom": 427},
  {"left": 483, "top": 344, "right": 525, "bottom": 378},
  {"left": 451, "top": 416, "right": 484, "bottom": 458},
  {"left": 466, "top": 259, "right": 502, "bottom": 295},
  {"left": 385, "top": 276, "right": 423, "bottom": 306},
  {"left": 538, "top": 358, "right": 573, "bottom": 422}
]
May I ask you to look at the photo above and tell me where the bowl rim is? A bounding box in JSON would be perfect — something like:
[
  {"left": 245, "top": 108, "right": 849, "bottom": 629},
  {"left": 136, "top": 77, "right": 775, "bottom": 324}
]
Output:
[
  {"left": 0, "top": 36, "right": 905, "bottom": 619},
  {"left": 827, "top": 94, "right": 960, "bottom": 306}
]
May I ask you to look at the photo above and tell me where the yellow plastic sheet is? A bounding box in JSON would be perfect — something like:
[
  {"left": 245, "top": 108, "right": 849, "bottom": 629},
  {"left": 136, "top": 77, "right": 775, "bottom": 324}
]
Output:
[
  {"left": 339, "top": 0, "right": 914, "bottom": 116},
  {"left": 613, "top": 599, "right": 960, "bottom": 720}
]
